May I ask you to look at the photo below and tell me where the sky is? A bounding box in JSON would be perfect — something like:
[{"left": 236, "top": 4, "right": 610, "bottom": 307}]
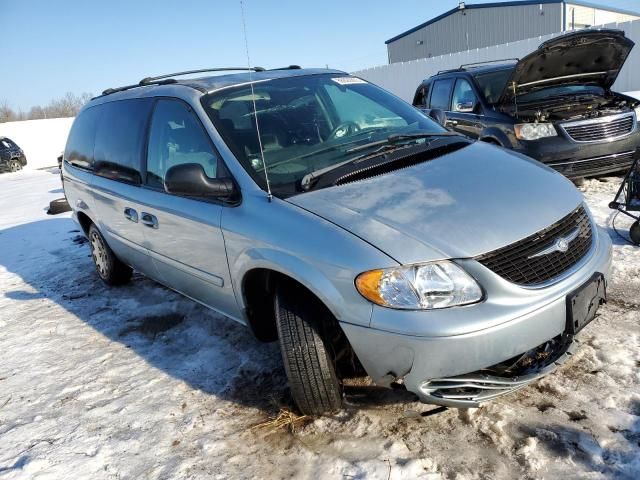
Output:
[{"left": 2, "top": 0, "right": 640, "bottom": 111}]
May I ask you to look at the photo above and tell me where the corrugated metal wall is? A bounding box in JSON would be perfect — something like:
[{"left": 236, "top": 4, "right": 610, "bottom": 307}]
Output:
[
  {"left": 387, "top": 3, "right": 563, "bottom": 63},
  {"left": 356, "top": 20, "right": 640, "bottom": 103}
]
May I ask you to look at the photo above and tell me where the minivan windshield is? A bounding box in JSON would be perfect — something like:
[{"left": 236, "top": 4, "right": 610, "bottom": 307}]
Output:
[
  {"left": 473, "top": 68, "right": 513, "bottom": 104},
  {"left": 202, "top": 74, "right": 448, "bottom": 195}
]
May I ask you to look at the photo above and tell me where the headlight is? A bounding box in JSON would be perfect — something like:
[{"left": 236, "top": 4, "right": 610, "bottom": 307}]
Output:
[
  {"left": 355, "top": 261, "right": 483, "bottom": 310},
  {"left": 514, "top": 123, "right": 557, "bottom": 140}
]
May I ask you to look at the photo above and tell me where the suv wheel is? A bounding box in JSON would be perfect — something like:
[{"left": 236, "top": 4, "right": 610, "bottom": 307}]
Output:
[
  {"left": 89, "top": 224, "right": 133, "bottom": 285},
  {"left": 274, "top": 283, "right": 343, "bottom": 415},
  {"left": 9, "top": 159, "right": 22, "bottom": 172}
]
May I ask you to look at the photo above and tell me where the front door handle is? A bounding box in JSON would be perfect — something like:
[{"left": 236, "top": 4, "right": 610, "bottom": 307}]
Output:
[
  {"left": 446, "top": 120, "right": 458, "bottom": 126},
  {"left": 124, "top": 207, "right": 138, "bottom": 223},
  {"left": 140, "top": 212, "right": 158, "bottom": 229}
]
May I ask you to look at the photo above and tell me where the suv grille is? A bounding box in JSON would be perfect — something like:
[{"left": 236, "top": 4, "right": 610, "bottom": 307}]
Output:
[
  {"left": 476, "top": 206, "right": 593, "bottom": 286},
  {"left": 562, "top": 113, "right": 635, "bottom": 142}
]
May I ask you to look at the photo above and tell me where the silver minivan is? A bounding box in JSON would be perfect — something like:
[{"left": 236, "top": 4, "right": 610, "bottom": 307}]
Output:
[{"left": 63, "top": 67, "right": 612, "bottom": 415}]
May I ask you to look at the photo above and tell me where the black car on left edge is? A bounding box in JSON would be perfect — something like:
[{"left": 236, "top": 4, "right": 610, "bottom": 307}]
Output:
[
  {"left": 0, "top": 136, "right": 27, "bottom": 172},
  {"left": 412, "top": 29, "right": 640, "bottom": 179}
]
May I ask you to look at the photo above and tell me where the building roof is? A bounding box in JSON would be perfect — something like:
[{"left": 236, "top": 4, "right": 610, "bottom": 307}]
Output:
[{"left": 385, "top": 0, "right": 640, "bottom": 44}]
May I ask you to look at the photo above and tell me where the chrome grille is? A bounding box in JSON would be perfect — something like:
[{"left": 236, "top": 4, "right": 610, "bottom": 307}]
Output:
[
  {"left": 548, "top": 150, "right": 635, "bottom": 178},
  {"left": 476, "top": 206, "right": 593, "bottom": 286},
  {"left": 562, "top": 112, "right": 635, "bottom": 143}
]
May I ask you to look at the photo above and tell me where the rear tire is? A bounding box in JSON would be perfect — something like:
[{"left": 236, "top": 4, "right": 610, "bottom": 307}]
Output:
[
  {"left": 630, "top": 221, "right": 640, "bottom": 245},
  {"left": 88, "top": 224, "right": 132, "bottom": 286},
  {"left": 274, "top": 283, "right": 343, "bottom": 415},
  {"left": 9, "top": 159, "right": 22, "bottom": 172}
]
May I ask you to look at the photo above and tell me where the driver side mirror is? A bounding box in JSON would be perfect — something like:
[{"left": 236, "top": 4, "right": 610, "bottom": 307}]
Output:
[
  {"left": 456, "top": 100, "right": 476, "bottom": 113},
  {"left": 165, "top": 163, "right": 236, "bottom": 198}
]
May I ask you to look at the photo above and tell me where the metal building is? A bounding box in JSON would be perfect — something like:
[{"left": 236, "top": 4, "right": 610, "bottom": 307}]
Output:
[{"left": 386, "top": 0, "right": 640, "bottom": 63}]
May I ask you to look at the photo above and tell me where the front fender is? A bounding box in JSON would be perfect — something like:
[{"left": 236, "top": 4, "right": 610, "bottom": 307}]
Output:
[
  {"left": 479, "top": 126, "right": 513, "bottom": 148},
  {"left": 231, "top": 247, "right": 373, "bottom": 327}
]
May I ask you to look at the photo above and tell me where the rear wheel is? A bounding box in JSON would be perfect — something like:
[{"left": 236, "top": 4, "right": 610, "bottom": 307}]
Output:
[
  {"left": 274, "top": 283, "right": 343, "bottom": 415},
  {"left": 9, "top": 159, "right": 22, "bottom": 172},
  {"left": 88, "top": 224, "right": 132, "bottom": 286}
]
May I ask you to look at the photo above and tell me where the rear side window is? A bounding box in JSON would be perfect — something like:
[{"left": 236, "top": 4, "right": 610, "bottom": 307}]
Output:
[
  {"left": 93, "top": 99, "right": 152, "bottom": 184},
  {"left": 65, "top": 107, "right": 101, "bottom": 169},
  {"left": 413, "top": 84, "right": 430, "bottom": 107},
  {"left": 429, "top": 78, "right": 454, "bottom": 111}
]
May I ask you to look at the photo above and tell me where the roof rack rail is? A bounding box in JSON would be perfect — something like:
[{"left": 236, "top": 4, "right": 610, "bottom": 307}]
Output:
[
  {"left": 101, "top": 67, "right": 266, "bottom": 96},
  {"left": 138, "top": 67, "right": 265, "bottom": 85},
  {"left": 436, "top": 67, "right": 464, "bottom": 75},
  {"left": 459, "top": 58, "right": 519, "bottom": 69},
  {"left": 268, "top": 65, "right": 302, "bottom": 71}
]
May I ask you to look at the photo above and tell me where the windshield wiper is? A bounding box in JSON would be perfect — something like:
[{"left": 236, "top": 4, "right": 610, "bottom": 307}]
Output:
[
  {"left": 346, "top": 131, "right": 460, "bottom": 153},
  {"left": 300, "top": 132, "right": 461, "bottom": 191}
]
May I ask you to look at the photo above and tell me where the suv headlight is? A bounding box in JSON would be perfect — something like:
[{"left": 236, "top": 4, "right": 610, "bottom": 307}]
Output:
[
  {"left": 355, "top": 261, "right": 483, "bottom": 310},
  {"left": 514, "top": 123, "right": 557, "bottom": 140}
]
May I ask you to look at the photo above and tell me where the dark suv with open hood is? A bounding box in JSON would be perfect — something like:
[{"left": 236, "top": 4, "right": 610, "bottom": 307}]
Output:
[{"left": 413, "top": 29, "right": 640, "bottom": 179}]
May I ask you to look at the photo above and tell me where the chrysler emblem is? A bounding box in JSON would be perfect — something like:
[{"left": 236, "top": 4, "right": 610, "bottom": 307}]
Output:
[{"left": 528, "top": 228, "right": 580, "bottom": 259}]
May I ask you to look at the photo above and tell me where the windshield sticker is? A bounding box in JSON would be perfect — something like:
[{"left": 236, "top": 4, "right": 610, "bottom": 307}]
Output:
[{"left": 332, "top": 77, "right": 367, "bottom": 85}]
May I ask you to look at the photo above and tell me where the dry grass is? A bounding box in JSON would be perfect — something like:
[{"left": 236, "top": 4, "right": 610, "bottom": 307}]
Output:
[{"left": 252, "top": 408, "right": 311, "bottom": 433}]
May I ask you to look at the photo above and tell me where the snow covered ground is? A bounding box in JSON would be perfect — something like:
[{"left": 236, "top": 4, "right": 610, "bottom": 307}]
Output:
[{"left": 0, "top": 169, "right": 639, "bottom": 480}]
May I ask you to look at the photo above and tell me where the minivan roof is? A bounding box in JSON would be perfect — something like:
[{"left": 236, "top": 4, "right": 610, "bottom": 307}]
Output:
[
  {"left": 422, "top": 63, "right": 514, "bottom": 84},
  {"left": 181, "top": 68, "right": 346, "bottom": 93},
  {"left": 96, "top": 67, "right": 348, "bottom": 101}
]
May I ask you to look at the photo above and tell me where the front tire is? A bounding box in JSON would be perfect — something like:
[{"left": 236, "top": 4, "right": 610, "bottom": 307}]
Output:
[
  {"left": 274, "top": 284, "right": 343, "bottom": 415},
  {"left": 88, "top": 224, "right": 132, "bottom": 286}
]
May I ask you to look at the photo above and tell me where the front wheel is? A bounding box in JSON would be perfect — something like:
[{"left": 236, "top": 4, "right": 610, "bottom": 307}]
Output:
[
  {"left": 88, "top": 224, "right": 132, "bottom": 286},
  {"left": 274, "top": 284, "right": 343, "bottom": 415}
]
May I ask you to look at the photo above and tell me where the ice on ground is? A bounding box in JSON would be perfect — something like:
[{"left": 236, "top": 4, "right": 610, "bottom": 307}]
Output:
[{"left": 0, "top": 170, "right": 639, "bottom": 479}]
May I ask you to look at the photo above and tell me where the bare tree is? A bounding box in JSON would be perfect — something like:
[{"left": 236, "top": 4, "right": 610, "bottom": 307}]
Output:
[
  {"left": 0, "top": 92, "right": 93, "bottom": 123},
  {"left": 0, "top": 100, "right": 16, "bottom": 123}
]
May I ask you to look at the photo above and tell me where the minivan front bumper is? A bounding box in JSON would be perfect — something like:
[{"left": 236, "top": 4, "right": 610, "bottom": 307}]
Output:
[
  {"left": 340, "top": 227, "right": 612, "bottom": 408},
  {"left": 513, "top": 129, "right": 640, "bottom": 178}
]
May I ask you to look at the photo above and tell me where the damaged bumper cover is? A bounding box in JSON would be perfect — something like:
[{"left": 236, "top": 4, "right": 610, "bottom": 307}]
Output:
[{"left": 340, "top": 227, "right": 612, "bottom": 408}]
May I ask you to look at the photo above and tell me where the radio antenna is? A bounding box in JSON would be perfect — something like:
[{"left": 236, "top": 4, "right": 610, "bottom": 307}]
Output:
[{"left": 240, "top": 0, "right": 272, "bottom": 201}]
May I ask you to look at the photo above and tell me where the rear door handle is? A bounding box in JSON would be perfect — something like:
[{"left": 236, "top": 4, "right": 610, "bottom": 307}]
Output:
[
  {"left": 140, "top": 212, "right": 158, "bottom": 229},
  {"left": 124, "top": 207, "right": 138, "bottom": 223}
]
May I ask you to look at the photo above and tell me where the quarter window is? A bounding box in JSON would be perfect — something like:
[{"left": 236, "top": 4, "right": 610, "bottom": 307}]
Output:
[
  {"left": 93, "top": 99, "right": 152, "bottom": 184},
  {"left": 429, "top": 79, "right": 454, "bottom": 111},
  {"left": 65, "top": 106, "right": 101, "bottom": 169},
  {"left": 146, "top": 99, "right": 223, "bottom": 190}
]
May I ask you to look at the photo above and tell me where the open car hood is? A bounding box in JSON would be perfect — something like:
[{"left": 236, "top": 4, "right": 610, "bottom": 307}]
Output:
[{"left": 498, "top": 29, "right": 634, "bottom": 105}]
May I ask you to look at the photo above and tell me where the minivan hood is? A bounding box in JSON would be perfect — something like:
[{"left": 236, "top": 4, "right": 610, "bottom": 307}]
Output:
[
  {"left": 498, "top": 29, "right": 634, "bottom": 105},
  {"left": 287, "top": 142, "right": 583, "bottom": 265}
]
